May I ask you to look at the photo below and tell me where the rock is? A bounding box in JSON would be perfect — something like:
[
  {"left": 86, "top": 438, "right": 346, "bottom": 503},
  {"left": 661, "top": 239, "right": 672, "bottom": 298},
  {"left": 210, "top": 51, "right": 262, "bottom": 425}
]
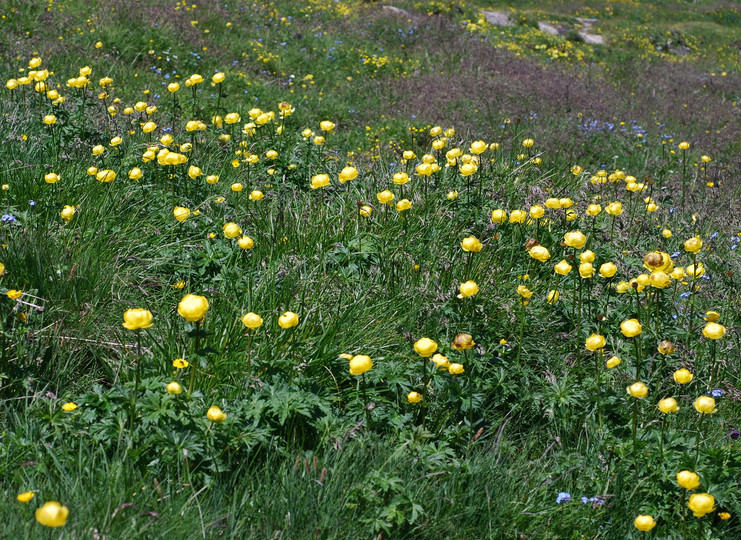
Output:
[
  {"left": 382, "top": 5, "right": 411, "bottom": 17},
  {"left": 537, "top": 22, "right": 563, "bottom": 36},
  {"left": 579, "top": 32, "right": 604, "bottom": 45},
  {"left": 481, "top": 10, "right": 512, "bottom": 27}
]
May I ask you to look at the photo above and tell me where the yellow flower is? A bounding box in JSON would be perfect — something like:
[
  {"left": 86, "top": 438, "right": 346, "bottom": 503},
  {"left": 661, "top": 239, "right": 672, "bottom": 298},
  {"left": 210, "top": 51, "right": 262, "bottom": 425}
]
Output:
[
  {"left": 586, "top": 204, "right": 602, "bottom": 216},
  {"left": 657, "top": 340, "right": 676, "bottom": 355},
  {"left": 338, "top": 166, "right": 358, "bottom": 183},
  {"left": 349, "top": 354, "right": 372, "bottom": 375},
  {"left": 44, "top": 172, "right": 60, "bottom": 184},
  {"left": 662, "top": 228, "right": 672, "bottom": 238},
  {"left": 673, "top": 368, "right": 693, "bottom": 384},
  {"left": 571, "top": 165, "right": 583, "bottom": 175},
  {"left": 678, "top": 141, "right": 690, "bottom": 150},
  {"left": 310, "top": 174, "right": 330, "bottom": 189},
  {"left": 627, "top": 382, "right": 648, "bottom": 398},
  {"left": 693, "top": 396, "right": 717, "bottom": 414},
  {"left": 188, "top": 166, "right": 202, "bottom": 179},
  {"left": 605, "top": 202, "right": 623, "bottom": 216},
  {"left": 7, "top": 290, "right": 22, "bottom": 299},
  {"left": 448, "top": 363, "right": 464, "bottom": 375},
  {"left": 677, "top": 470, "right": 700, "bottom": 490},
  {"left": 413, "top": 338, "right": 438, "bottom": 357},
  {"left": 359, "top": 205, "right": 372, "bottom": 217},
  {"left": 238, "top": 236, "right": 254, "bottom": 250},
  {"left": 685, "top": 263, "right": 705, "bottom": 278},
  {"left": 491, "top": 209, "right": 507, "bottom": 224},
  {"left": 166, "top": 382, "right": 182, "bottom": 395},
  {"left": 719, "top": 512, "right": 731, "bottom": 520},
  {"left": 17, "top": 491, "right": 35, "bottom": 503},
  {"left": 430, "top": 353, "right": 450, "bottom": 369},
  {"left": 554, "top": 260, "right": 572, "bottom": 276},
  {"left": 702, "top": 322, "right": 725, "bottom": 340},
  {"left": 407, "top": 391, "right": 422, "bottom": 403},
  {"left": 598, "top": 262, "right": 617, "bottom": 278},
  {"left": 704, "top": 311, "right": 720, "bottom": 322},
  {"left": 688, "top": 493, "right": 715, "bottom": 517},
  {"left": 459, "top": 163, "right": 477, "bottom": 176},
  {"left": 620, "top": 319, "right": 642, "bottom": 338},
  {"left": 516, "top": 285, "right": 533, "bottom": 299},
  {"left": 579, "top": 262, "right": 595, "bottom": 279},
  {"left": 177, "top": 294, "right": 209, "bottom": 322},
  {"left": 452, "top": 333, "right": 475, "bottom": 351},
  {"left": 461, "top": 236, "right": 482, "bottom": 253},
  {"left": 60, "top": 205, "right": 76, "bottom": 222},
  {"left": 634, "top": 515, "right": 656, "bottom": 532},
  {"left": 319, "top": 120, "right": 335, "bottom": 132},
  {"left": 546, "top": 290, "right": 559, "bottom": 304},
  {"left": 563, "top": 231, "right": 587, "bottom": 249},
  {"left": 92, "top": 144, "right": 105, "bottom": 156},
  {"left": 231, "top": 182, "right": 244, "bottom": 192},
  {"left": 470, "top": 140, "right": 487, "bottom": 154},
  {"left": 43, "top": 114, "right": 57, "bottom": 125},
  {"left": 223, "top": 222, "right": 242, "bottom": 239},
  {"left": 173, "top": 358, "right": 189, "bottom": 369},
  {"left": 529, "top": 205, "right": 544, "bottom": 219},
  {"left": 529, "top": 245, "right": 550, "bottom": 262},
  {"left": 393, "top": 172, "right": 409, "bottom": 185},
  {"left": 396, "top": 199, "right": 412, "bottom": 212},
  {"left": 585, "top": 334, "right": 606, "bottom": 351},
  {"left": 402, "top": 151, "right": 416, "bottom": 160},
  {"left": 122, "top": 308, "right": 154, "bottom": 330},
  {"left": 509, "top": 210, "right": 526, "bottom": 224},
  {"left": 249, "top": 190, "right": 264, "bottom": 201},
  {"left": 377, "top": 190, "right": 394, "bottom": 204},
  {"left": 278, "top": 311, "right": 299, "bottom": 329},
  {"left": 544, "top": 198, "right": 561, "bottom": 210},
  {"left": 579, "top": 250, "right": 595, "bottom": 263},
  {"left": 241, "top": 312, "right": 263, "bottom": 329},
  {"left": 521, "top": 138, "right": 534, "bottom": 148},
  {"left": 207, "top": 405, "right": 227, "bottom": 423},
  {"left": 168, "top": 82, "right": 180, "bottom": 92},
  {"left": 649, "top": 271, "right": 672, "bottom": 289},
  {"left": 174, "top": 207, "right": 191, "bottom": 223},
  {"left": 96, "top": 169, "right": 116, "bottom": 183},
  {"left": 35, "top": 501, "right": 69, "bottom": 527},
  {"left": 212, "top": 72, "right": 225, "bottom": 84},
  {"left": 658, "top": 397, "right": 679, "bottom": 413},
  {"left": 128, "top": 167, "right": 143, "bottom": 181},
  {"left": 606, "top": 356, "right": 621, "bottom": 369},
  {"left": 172, "top": 281, "right": 185, "bottom": 289},
  {"left": 61, "top": 402, "right": 77, "bottom": 411},
  {"left": 684, "top": 236, "right": 703, "bottom": 254}
]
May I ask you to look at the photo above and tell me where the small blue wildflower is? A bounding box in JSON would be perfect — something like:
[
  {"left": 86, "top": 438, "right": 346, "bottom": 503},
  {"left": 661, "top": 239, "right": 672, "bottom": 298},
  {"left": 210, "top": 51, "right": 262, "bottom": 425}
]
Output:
[
  {"left": 710, "top": 232, "right": 718, "bottom": 239},
  {"left": 1, "top": 214, "right": 17, "bottom": 223},
  {"left": 581, "top": 496, "right": 589, "bottom": 504},
  {"left": 29, "top": 200, "right": 36, "bottom": 206},
  {"left": 680, "top": 292, "right": 691, "bottom": 299},
  {"left": 711, "top": 389, "right": 724, "bottom": 398},
  {"left": 556, "top": 492, "right": 571, "bottom": 504},
  {"left": 671, "top": 251, "right": 681, "bottom": 258}
]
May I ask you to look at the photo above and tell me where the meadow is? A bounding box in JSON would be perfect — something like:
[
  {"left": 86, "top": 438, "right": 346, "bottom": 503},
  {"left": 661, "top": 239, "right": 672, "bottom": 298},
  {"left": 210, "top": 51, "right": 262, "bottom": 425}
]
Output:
[{"left": 1, "top": 0, "right": 740, "bottom": 537}]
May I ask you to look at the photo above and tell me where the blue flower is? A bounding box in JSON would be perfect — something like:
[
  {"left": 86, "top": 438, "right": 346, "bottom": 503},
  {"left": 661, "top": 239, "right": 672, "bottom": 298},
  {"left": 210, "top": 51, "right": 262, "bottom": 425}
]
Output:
[
  {"left": 671, "top": 251, "right": 681, "bottom": 259},
  {"left": 711, "top": 389, "right": 724, "bottom": 398},
  {"left": 29, "top": 200, "right": 36, "bottom": 206},
  {"left": 556, "top": 492, "right": 571, "bottom": 504},
  {"left": 581, "top": 496, "right": 589, "bottom": 504}
]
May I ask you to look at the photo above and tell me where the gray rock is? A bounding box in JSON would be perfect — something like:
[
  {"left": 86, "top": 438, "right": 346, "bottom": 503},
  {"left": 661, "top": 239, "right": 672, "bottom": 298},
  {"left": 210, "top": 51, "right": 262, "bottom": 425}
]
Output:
[
  {"left": 538, "top": 22, "right": 562, "bottom": 36},
  {"left": 579, "top": 32, "right": 605, "bottom": 45},
  {"left": 480, "top": 10, "right": 513, "bottom": 27},
  {"left": 382, "top": 5, "right": 411, "bottom": 17}
]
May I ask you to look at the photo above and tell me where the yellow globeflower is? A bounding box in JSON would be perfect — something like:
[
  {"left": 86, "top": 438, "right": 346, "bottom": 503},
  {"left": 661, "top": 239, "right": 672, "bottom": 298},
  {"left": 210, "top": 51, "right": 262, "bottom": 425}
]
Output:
[
  {"left": 177, "top": 294, "right": 209, "bottom": 322},
  {"left": 606, "top": 356, "right": 621, "bottom": 368},
  {"left": 61, "top": 402, "right": 77, "bottom": 411},
  {"left": 605, "top": 202, "right": 623, "bottom": 216},
  {"left": 349, "top": 354, "right": 372, "bottom": 375},
  {"left": 166, "top": 381, "right": 182, "bottom": 395},
  {"left": 649, "top": 271, "right": 671, "bottom": 289},
  {"left": 599, "top": 262, "right": 617, "bottom": 278},
  {"left": 563, "top": 231, "right": 587, "bottom": 249},
  {"left": 529, "top": 245, "right": 550, "bottom": 262},
  {"left": 413, "top": 338, "right": 438, "bottom": 357},
  {"left": 241, "top": 312, "right": 263, "bottom": 329},
  {"left": 459, "top": 281, "right": 479, "bottom": 298},
  {"left": 693, "top": 396, "right": 717, "bottom": 414},
  {"left": 249, "top": 190, "right": 264, "bottom": 201},
  {"left": 17, "top": 491, "right": 35, "bottom": 503},
  {"left": 579, "top": 262, "right": 595, "bottom": 279},
  {"left": 621, "top": 319, "right": 642, "bottom": 338},
  {"left": 491, "top": 209, "right": 507, "bottom": 224},
  {"left": 223, "top": 222, "right": 242, "bottom": 239},
  {"left": 461, "top": 236, "right": 482, "bottom": 253},
  {"left": 310, "top": 174, "right": 330, "bottom": 189},
  {"left": 688, "top": 493, "right": 715, "bottom": 517},
  {"left": 448, "top": 363, "right": 464, "bottom": 375},
  {"left": 452, "top": 333, "right": 475, "bottom": 351},
  {"left": 684, "top": 236, "right": 702, "bottom": 254},
  {"left": 627, "top": 382, "right": 648, "bottom": 398},
  {"left": 509, "top": 210, "right": 526, "bottom": 224},
  {"left": 122, "top": 308, "right": 154, "bottom": 330},
  {"left": 658, "top": 397, "right": 679, "bottom": 414},
  {"left": 207, "top": 405, "right": 227, "bottom": 423},
  {"left": 673, "top": 368, "right": 693, "bottom": 385},
  {"left": 585, "top": 334, "right": 606, "bottom": 351},
  {"left": 407, "top": 391, "right": 422, "bottom": 403},
  {"left": 677, "top": 470, "right": 700, "bottom": 490},
  {"left": 554, "top": 260, "right": 572, "bottom": 276},
  {"left": 129, "top": 167, "right": 143, "bottom": 180},
  {"left": 702, "top": 322, "right": 725, "bottom": 340},
  {"left": 35, "top": 501, "right": 69, "bottom": 527},
  {"left": 278, "top": 311, "right": 299, "bottom": 329},
  {"left": 173, "top": 207, "right": 190, "bottom": 222},
  {"left": 338, "top": 166, "right": 358, "bottom": 183},
  {"left": 704, "top": 311, "right": 720, "bottom": 322},
  {"left": 546, "top": 290, "right": 559, "bottom": 304},
  {"left": 237, "top": 236, "right": 254, "bottom": 250},
  {"left": 377, "top": 190, "right": 394, "bottom": 204},
  {"left": 396, "top": 199, "right": 412, "bottom": 212},
  {"left": 431, "top": 354, "right": 450, "bottom": 369},
  {"left": 586, "top": 204, "right": 601, "bottom": 216},
  {"left": 61, "top": 205, "right": 76, "bottom": 222},
  {"left": 544, "top": 198, "right": 561, "bottom": 209},
  {"left": 634, "top": 515, "right": 656, "bottom": 532},
  {"left": 7, "top": 290, "right": 22, "bottom": 299},
  {"left": 393, "top": 172, "right": 409, "bottom": 185},
  {"left": 44, "top": 172, "right": 60, "bottom": 184}
]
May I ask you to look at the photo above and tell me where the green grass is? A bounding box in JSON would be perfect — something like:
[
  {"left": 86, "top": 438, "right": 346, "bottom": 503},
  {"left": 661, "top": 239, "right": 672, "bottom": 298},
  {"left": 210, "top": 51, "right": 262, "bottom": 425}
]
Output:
[{"left": 1, "top": 0, "right": 741, "bottom": 537}]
